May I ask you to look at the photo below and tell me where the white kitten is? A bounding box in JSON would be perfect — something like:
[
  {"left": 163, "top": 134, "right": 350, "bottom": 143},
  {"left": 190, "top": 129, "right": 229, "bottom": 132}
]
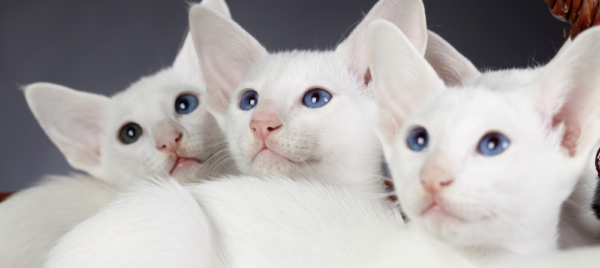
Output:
[
  {"left": 189, "top": 0, "right": 428, "bottom": 194},
  {"left": 368, "top": 20, "right": 600, "bottom": 267},
  {"left": 0, "top": 1, "right": 233, "bottom": 267},
  {"left": 424, "top": 30, "right": 600, "bottom": 249},
  {"left": 24, "top": 34, "right": 231, "bottom": 187}
]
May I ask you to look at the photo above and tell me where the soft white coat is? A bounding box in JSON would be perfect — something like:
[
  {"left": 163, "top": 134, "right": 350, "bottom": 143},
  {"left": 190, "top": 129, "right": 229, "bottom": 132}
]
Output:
[{"left": 45, "top": 176, "right": 473, "bottom": 268}]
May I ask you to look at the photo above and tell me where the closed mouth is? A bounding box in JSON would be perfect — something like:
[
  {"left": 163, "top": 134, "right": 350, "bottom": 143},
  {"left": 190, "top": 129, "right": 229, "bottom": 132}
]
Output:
[
  {"left": 251, "top": 143, "right": 321, "bottom": 166},
  {"left": 252, "top": 146, "right": 294, "bottom": 163},
  {"left": 420, "top": 201, "right": 464, "bottom": 222},
  {"left": 169, "top": 157, "right": 203, "bottom": 174}
]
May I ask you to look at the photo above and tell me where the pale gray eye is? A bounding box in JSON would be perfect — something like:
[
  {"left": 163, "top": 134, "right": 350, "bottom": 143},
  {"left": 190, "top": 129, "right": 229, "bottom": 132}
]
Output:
[{"left": 119, "top": 123, "right": 143, "bottom": 144}]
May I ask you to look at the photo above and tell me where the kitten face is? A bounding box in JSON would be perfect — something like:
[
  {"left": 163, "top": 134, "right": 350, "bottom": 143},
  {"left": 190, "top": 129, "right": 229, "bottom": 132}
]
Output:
[
  {"left": 101, "top": 68, "right": 227, "bottom": 185},
  {"left": 25, "top": 66, "right": 230, "bottom": 187},
  {"left": 224, "top": 52, "right": 380, "bottom": 181},
  {"left": 391, "top": 88, "right": 574, "bottom": 245}
]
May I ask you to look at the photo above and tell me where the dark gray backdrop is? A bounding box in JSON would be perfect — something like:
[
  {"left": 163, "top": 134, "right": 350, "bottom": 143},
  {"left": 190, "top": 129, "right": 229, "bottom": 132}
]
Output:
[{"left": 2, "top": 0, "right": 592, "bottom": 200}]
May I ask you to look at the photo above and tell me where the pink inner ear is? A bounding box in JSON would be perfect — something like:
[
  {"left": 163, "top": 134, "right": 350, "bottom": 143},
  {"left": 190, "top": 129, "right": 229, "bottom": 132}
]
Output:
[
  {"left": 552, "top": 112, "right": 581, "bottom": 157},
  {"left": 364, "top": 68, "right": 372, "bottom": 86},
  {"left": 562, "top": 122, "right": 581, "bottom": 157}
]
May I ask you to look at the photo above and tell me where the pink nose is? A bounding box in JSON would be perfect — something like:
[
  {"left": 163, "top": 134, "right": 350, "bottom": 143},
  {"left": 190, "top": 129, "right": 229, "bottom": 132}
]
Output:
[
  {"left": 156, "top": 128, "right": 183, "bottom": 154},
  {"left": 421, "top": 177, "right": 454, "bottom": 195},
  {"left": 249, "top": 101, "right": 282, "bottom": 141},
  {"left": 419, "top": 164, "right": 454, "bottom": 195}
]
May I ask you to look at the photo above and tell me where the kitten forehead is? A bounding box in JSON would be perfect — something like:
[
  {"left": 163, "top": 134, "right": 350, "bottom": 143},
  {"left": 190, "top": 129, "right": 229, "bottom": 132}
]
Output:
[
  {"left": 471, "top": 68, "right": 543, "bottom": 92},
  {"left": 115, "top": 68, "right": 204, "bottom": 99},
  {"left": 414, "top": 87, "right": 537, "bottom": 139},
  {"left": 108, "top": 68, "right": 205, "bottom": 126},
  {"left": 239, "top": 50, "right": 366, "bottom": 98}
]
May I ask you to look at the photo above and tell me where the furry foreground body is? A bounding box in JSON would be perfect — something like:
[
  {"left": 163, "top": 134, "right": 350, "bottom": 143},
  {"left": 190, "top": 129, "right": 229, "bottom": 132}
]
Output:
[
  {"left": 489, "top": 246, "right": 600, "bottom": 268},
  {"left": 0, "top": 175, "right": 117, "bottom": 268},
  {"left": 0, "top": 1, "right": 234, "bottom": 267},
  {"left": 45, "top": 177, "right": 473, "bottom": 268}
]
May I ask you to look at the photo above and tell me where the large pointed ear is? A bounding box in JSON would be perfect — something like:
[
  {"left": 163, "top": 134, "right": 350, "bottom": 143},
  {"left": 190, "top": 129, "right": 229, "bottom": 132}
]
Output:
[
  {"left": 172, "top": 33, "right": 205, "bottom": 85},
  {"left": 367, "top": 20, "right": 445, "bottom": 160},
  {"left": 189, "top": 4, "right": 267, "bottom": 129},
  {"left": 554, "top": 37, "right": 571, "bottom": 57},
  {"left": 197, "top": 0, "right": 231, "bottom": 19},
  {"left": 335, "top": 0, "right": 427, "bottom": 85},
  {"left": 172, "top": 0, "right": 232, "bottom": 85},
  {"left": 24, "top": 83, "right": 109, "bottom": 176},
  {"left": 527, "top": 27, "right": 600, "bottom": 158},
  {"left": 424, "top": 31, "right": 480, "bottom": 87}
]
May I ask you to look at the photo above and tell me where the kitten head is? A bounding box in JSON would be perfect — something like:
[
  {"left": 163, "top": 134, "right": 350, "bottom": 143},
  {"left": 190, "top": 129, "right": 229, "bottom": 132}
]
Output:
[
  {"left": 24, "top": 0, "right": 234, "bottom": 187},
  {"left": 368, "top": 20, "right": 600, "bottom": 247},
  {"left": 189, "top": 0, "right": 427, "bottom": 190}
]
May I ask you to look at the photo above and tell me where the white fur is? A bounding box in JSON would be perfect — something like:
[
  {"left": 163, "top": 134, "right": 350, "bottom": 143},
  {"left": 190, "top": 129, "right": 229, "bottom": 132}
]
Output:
[
  {"left": 0, "top": 175, "right": 118, "bottom": 268},
  {"left": 424, "top": 30, "right": 600, "bottom": 249},
  {"left": 489, "top": 245, "right": 600, "bottom": 268},
  {"left": 368, "top": 20, "right": 600, "bottom": 266},
  {"left": 189, "top": 0, "right": 427, "bottom": 194},
  {"left": 44, "top": 179, "right": 216, "bottom": 268},
  {"left": 45, "top": 177, "right": 473, "bottom": 268},
  {"left": 0, "top": 1, "right": 234, "bottom": 267}
]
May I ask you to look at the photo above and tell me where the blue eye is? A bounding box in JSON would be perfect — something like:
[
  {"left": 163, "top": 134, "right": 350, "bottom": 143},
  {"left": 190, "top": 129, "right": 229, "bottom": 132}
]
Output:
[
  {"left": 240, "top": 90, "right": 258, "bottom": 110},
  {"left": 175, "top": 94, "right": 199, "bottom": 114},
  {"left": 407, "top": 127, "right": 428, "bottom": 151},
  {"left": 478, "top": 133, "right": 509, "bottom": 156},
  {"left": 302, "top": 88, "right": 332, "bottom": 108}
]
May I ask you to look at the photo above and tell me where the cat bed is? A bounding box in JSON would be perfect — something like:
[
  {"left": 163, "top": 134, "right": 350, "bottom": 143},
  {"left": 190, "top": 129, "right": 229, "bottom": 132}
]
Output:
[
  {"left": 545, "top": 0, "right": 600, "bottom": 39},
  {"left": 0, "top": 192, "right": 12, "bottom": 202}
]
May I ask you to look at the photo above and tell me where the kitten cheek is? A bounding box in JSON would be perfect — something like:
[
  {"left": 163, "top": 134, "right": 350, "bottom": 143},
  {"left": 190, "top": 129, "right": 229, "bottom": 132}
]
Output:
[{"left": 400, "top": 192, "right": 423, "bottom": 215}]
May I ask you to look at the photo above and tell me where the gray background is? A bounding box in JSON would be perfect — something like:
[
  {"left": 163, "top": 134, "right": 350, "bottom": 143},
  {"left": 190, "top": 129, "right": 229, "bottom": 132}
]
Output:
[{"left": 1, "top": 0, "right": 593, "bottom": 201}]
